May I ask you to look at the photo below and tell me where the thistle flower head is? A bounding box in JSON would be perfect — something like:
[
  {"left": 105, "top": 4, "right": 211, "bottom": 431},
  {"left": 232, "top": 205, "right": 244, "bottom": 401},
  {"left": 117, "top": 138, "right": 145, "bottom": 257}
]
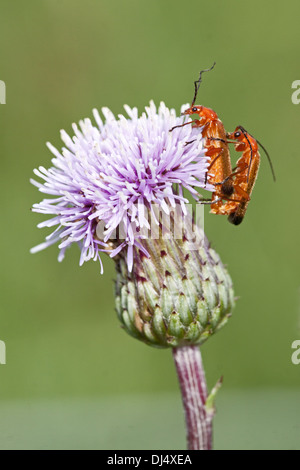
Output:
[
  {"left": 31, "top": 101, "right": 213, "bottom": 272},
  {"left": 115, "top": 221, "right": 235, "bottom": 348}
]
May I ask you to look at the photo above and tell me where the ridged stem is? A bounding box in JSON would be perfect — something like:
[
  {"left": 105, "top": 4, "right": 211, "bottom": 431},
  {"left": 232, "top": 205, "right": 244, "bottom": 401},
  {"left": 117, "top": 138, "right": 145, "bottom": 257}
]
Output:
[{"left": 172, "top": 345, "right": 213, "bottom": 450}]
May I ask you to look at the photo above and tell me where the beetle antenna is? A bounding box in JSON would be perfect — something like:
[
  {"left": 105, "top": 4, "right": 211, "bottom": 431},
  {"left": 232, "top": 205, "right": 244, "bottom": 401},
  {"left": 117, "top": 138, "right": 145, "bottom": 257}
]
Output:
[
  {"left": 192, "top": 61, "right": 216, "bottom": 106},
  {"left": 237, "top": 126, "right": 276, "bottom": 183},
  {"left": 256, "top": 139, "right": 276, "bottom": 182}
]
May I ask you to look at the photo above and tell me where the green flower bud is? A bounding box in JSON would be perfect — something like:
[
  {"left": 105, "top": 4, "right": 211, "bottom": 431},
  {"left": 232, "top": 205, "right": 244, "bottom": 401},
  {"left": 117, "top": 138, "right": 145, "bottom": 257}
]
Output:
[{"left": 114, "top": 222, "right": 235, "bottom": 348}]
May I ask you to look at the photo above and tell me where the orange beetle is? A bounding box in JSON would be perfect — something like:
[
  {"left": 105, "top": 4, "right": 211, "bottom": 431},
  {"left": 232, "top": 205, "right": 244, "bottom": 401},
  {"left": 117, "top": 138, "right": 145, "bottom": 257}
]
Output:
[
  {"left": 213, "top": 126, "right": 275, "bottom": 225},
  {"left": 170, "top": 63, "right": 234, "bottom": 211}
]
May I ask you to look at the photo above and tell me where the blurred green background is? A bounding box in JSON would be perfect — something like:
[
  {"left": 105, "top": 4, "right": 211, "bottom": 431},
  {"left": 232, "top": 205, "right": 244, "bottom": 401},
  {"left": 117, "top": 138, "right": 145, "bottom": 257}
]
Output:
[{"left": 1, "top": 0, "right": 300, "bottom": 449}]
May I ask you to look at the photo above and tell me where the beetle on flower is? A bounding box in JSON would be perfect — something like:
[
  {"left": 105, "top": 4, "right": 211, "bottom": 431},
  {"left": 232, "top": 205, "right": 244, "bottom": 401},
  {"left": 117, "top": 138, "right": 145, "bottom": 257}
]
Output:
[
  {"left": 31, "top": 100, "right": 235, "bottom": 451},
  {"left": 31, "top": 101, "right": 213, "bottom": 273}
]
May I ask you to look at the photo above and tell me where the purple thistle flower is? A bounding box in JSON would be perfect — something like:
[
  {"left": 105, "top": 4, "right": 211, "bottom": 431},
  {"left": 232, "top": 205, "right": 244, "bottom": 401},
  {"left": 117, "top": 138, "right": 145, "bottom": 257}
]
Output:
[{"left": 31, "top": 101, "right": 213, "bottom": 272}]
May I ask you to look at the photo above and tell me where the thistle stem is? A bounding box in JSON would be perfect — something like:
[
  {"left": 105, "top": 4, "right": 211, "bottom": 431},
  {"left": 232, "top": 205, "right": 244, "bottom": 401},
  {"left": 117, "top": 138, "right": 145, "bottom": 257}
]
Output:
[{"left": 172, "top": 345, "right": 213, "bottom": 450}]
